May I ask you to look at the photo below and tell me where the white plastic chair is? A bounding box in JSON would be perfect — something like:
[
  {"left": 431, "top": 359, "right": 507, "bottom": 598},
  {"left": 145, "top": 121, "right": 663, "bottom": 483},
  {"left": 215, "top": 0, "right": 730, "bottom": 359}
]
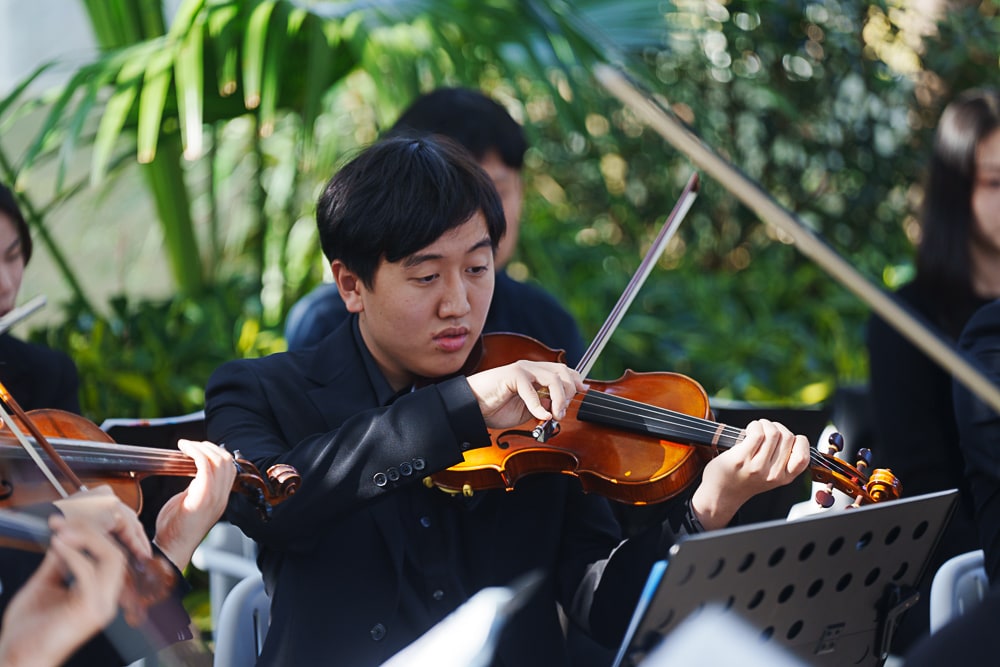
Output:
[
  {"left": 928, "top": 549, "right": 989, "bottom": 633},
  {"left": 212, "top": 573, "right": 270, "bottom": 667},
  {"left": 191, "top": 522, "right": 260, "bottom": 632}
]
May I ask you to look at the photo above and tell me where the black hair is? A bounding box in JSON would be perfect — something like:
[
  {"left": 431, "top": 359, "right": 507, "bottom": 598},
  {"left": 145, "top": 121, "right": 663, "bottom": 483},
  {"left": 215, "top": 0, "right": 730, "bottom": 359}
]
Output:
[
  {"left": 0, "top": 183, "right": 32, "bottom": 264},
  {"left": 917, "top": 88, "right": 1000, "bottom": 336},
  {"left": 386, "top": 88, "right": 527, "bottom": 170},
  {"left": 316, "top": 135, "right": 506, "bottom": 287}
]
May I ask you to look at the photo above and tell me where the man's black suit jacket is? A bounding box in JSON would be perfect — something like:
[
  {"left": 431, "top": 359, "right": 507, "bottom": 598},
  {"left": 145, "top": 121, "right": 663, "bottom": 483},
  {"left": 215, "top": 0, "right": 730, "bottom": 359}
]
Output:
[{"left": 206, "top": 317, "right": 675, "bottom": 666}]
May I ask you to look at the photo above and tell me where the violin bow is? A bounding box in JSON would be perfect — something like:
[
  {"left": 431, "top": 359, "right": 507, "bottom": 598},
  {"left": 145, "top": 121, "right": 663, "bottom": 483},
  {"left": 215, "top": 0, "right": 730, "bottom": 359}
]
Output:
[
  {"left": 595, "top": 64, "right": 1000, "bottom": 416},
  {"left": 0, "top": 380, "right": 87, "bottom": 498},
  {"left": 577, "top": 172, "right": 700, "bottom": 379},
  {"left": 533, "top": 172, "right": 700, "bottom": 441}
]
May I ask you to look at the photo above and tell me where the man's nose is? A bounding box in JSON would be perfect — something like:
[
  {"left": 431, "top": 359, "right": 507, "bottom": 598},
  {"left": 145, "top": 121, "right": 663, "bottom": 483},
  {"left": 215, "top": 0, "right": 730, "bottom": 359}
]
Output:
[{"left": 439, "top": 275, "right": 471, "bottom": 318}]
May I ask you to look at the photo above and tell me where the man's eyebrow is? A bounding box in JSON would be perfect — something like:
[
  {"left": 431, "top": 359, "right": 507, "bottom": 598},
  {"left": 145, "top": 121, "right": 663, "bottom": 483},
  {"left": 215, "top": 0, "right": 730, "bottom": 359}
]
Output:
[
  {"left": 403, "top": 237, "right": 493, "bottom": 268},
  {"left": 403, "top": 251, "right": 442, "bottom": 268}
]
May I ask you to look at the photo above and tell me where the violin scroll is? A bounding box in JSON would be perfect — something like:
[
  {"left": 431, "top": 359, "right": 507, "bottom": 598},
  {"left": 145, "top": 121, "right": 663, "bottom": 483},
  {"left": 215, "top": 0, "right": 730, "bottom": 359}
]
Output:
[
  {"left": 810, "top": 431, "right": 901, "bottom": 509},
  {"left": 232, "top": 452, "right": 300, "bottom": 520}
]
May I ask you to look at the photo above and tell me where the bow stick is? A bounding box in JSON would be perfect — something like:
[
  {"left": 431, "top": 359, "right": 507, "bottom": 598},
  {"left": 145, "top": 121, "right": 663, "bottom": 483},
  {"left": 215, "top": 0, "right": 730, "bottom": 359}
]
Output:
[{"left": 533, "top": 171, "right": 700, "bottom": 441}]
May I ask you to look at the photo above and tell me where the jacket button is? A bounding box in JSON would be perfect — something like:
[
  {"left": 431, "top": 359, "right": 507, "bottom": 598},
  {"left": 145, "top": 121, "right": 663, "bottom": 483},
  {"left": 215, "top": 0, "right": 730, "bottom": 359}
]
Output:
[
  {"left": 460, "top": 441, "right": 472, "bottom": 451},
  {"left": 399, "top": 462, "right": 413, "bottom": 476},
  {"left": 387, "top": 467, "right": 400, "bottom": 482},
  {"left": 370, "top": 623, "right": 386, "bottom": 641},
  {"left": 412, "top": 458, "right": 425, "bottom": 471},
  {"left": 373, "top": 472, "right": 388, "bottom": 487}
]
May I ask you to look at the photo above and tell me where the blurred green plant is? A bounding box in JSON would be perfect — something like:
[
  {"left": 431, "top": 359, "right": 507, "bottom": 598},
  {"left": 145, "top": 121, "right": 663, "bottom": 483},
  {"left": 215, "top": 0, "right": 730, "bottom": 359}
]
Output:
[
  {"left": 2, "top": 0, "right": 998, "bottom": 424},
  {"left": 28, "top": 277, "right": 283, "bottom": 421}
]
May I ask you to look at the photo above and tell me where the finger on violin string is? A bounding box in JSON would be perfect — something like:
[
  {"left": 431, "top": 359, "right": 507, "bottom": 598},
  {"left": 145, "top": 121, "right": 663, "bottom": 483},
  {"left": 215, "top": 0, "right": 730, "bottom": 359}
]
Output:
[
  {"left": 786, "top": 434, "right": 812, "bottom": 476},
  {"left": 179, "top": 439, "right": 235, "bottom": 469}
]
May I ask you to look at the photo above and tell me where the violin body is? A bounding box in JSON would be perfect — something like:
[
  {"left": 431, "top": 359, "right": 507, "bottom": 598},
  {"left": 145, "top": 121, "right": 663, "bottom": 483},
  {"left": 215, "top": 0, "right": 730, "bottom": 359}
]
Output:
[
  {"left": 0, "top": 409, "right": 143, "bottom": 510},
  {"left": 430, "top": 333, "right": 716, "bottom": 505}
]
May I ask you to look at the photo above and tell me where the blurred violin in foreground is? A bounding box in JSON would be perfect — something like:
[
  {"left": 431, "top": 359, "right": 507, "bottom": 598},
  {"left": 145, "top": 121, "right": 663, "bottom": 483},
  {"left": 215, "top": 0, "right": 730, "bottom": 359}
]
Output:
[
  {"left": 0, "top": 409, "right": 300, "bottom": 519},
  {"left": 0, "top": 508, "right": 175, "bottom": 627}
]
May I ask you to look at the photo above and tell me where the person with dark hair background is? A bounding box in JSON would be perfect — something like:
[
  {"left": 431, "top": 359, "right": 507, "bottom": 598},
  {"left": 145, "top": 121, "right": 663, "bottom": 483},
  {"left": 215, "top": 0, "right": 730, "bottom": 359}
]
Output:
[
  {"left": 0, "top": 184, "right": 79, "bottom": 412},
  {"left": 283, "top": 87, "right": 585, "bottom": 368},
  {"left": 866, "top": 88, "right": 1000, "bottom": 652}
]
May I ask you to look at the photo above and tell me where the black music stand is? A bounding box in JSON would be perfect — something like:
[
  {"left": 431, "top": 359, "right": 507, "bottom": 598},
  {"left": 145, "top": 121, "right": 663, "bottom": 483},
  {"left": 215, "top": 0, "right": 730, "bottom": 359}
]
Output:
[{"left": 613, "top": 489, "right": 958, "bottom": 667}]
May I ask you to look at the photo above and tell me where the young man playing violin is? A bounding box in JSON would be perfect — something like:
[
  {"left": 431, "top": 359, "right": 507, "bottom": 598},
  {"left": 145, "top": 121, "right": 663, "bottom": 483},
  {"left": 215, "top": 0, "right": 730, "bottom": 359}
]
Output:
[{"left": 205, "top": 135, "right": 811, "bottom": 666}]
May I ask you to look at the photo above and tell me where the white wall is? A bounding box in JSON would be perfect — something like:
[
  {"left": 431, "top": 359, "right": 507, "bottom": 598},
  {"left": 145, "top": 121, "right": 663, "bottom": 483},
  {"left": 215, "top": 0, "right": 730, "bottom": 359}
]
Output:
[
  {"left": 0, "top": 1, "right": 177, "bottom": 324},
  {"left": 0, "top": 0, "right": 97, "bottom": 96}
]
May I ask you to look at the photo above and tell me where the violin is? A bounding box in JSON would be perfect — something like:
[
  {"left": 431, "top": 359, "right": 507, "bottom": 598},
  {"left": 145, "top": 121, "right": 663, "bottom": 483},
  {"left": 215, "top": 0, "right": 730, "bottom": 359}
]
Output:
[
  {"left": 428, "top": 332, "right": 901, "bottom": 507},
  {"left": 428, "top": 171, "right": 899, "bottom": 509},
  {"left": 0, "top": 507, "right": 176, "bottom": 627},
  {"left": 0, "top": 409, "right": 300, "bottom": 520}
]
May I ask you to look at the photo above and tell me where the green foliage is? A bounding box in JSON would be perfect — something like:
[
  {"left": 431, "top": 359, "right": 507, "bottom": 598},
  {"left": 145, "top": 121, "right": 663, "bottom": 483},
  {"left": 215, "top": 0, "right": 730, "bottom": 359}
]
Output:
[
  {"left": 6, "top": 0, "right": 1000, "bottom": 420},
  {"left": 505, "top": 0, "right": 995, "bottom": 403},
  {"left": 27, "top": 277, "right": 283, "bottom": 422}
]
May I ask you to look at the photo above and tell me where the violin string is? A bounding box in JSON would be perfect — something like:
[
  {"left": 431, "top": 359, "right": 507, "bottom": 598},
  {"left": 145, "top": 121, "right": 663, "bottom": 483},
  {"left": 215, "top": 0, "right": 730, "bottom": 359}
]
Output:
[
  {"left": 0, "top": 436, "right": 195, "bottom": 472},
  {"left": 579, "top": 391, "right": 861, "bottom": 479},
  {"left": 553, "top": 390, "right": 862, "bottom": 480}
]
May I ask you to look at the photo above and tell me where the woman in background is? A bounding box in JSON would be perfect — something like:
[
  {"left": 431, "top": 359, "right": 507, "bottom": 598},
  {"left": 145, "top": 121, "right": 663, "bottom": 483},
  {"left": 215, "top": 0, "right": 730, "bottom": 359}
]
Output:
[
  {"left": 0, "top": 184, "right": 79, "bottom": 412},
  {"left": 866, "top": 88, "right": 1000, "bottom": 652}
]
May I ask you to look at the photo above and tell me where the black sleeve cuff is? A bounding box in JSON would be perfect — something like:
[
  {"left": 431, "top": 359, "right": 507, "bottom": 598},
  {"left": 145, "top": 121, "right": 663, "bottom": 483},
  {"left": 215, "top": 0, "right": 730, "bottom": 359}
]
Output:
[{"left": 436, "top": 376, "right": 492, "bottom": 451}]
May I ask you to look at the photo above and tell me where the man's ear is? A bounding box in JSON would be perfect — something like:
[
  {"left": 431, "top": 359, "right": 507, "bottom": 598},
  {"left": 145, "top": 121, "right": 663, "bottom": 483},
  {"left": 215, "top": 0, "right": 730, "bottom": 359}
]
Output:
[{"left": 331, "top": 261, "right": 364, "bottom": 313}]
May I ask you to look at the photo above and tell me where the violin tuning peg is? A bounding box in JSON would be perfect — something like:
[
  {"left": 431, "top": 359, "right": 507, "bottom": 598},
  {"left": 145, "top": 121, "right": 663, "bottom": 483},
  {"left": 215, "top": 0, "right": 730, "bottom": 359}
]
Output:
[
  {"left": 815, "top": 488, "right": 835, "bottom": 508},
  {"left": 826, "top": 432, "right": 844, "bottom": 456},
  {"left": 855, "top": 448, "right": 872, "bottom": 474},
  {"left": 826, "top": 432, "right": 844, "bottom": 455}
]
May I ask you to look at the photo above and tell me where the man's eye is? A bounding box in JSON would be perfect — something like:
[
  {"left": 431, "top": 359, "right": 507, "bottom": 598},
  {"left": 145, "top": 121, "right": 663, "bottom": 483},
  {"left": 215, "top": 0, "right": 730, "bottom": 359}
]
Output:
[{"left": 468, "top": 266, "right": 489, "bottom": 275}]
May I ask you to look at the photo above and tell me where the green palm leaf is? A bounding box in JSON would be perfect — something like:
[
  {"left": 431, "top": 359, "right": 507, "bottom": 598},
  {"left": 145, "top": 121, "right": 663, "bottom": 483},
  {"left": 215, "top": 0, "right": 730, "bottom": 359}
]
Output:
[{"left": 7, "top": 0, "right": 672, "bottom": 297}]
